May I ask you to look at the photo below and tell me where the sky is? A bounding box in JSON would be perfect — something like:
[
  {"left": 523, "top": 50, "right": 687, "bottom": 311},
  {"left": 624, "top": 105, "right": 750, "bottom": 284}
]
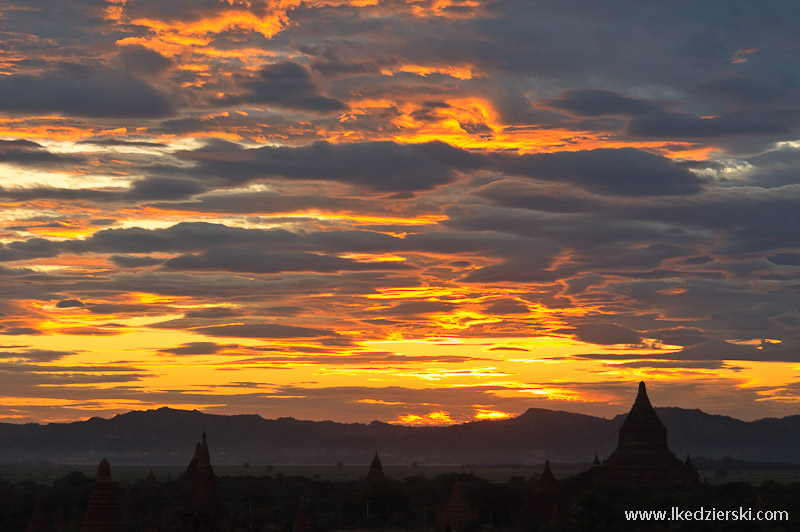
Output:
[{"left": 1, "top": 0, "right": 800, "bottom": 425}]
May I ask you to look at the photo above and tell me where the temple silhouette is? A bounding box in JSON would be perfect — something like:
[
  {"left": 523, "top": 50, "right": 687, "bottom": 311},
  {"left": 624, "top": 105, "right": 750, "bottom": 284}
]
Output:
[
  {"left": 81, "top": 458, "right": 124, "bottom": 532},
  {"left": 434, "top": 482, "right": 478, "bottom": 532},
  {"left": 366, "top": 451, "right": 385, "bottom": 482},
  {"left": 178, "top": 432, "right": 224, "bottom": 531},
  {"left": 595, "top": 381, "right": 699, "bottom": 484}
]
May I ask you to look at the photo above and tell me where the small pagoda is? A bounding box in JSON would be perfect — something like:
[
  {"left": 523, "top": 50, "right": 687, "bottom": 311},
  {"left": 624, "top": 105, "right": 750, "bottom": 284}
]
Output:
[
  {"left": 597, "top": 381, "right": 698, "bottom": 484},
  {"left": 435, "top": 482, "right": 478, "bottom": 532},
  {"left": 178, "top": 432, "right": 224, "bottom": 531},
  {"left": 81, "top": 458, "right": 125, "bottom": 532},
  {"left": 366, "top": 451, "right": 385, "bottom": 482}
]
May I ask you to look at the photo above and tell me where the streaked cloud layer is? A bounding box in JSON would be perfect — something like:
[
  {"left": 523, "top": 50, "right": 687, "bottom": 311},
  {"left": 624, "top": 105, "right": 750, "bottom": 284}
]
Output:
[{"left": 1, "top": 0, "right": 800, "bottom": 423}]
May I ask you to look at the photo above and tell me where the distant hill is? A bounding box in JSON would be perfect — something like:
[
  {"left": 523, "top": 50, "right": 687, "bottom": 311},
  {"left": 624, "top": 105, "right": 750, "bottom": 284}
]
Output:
[{"left": 1, "top": 406, "right": 799, "bottom": 465}]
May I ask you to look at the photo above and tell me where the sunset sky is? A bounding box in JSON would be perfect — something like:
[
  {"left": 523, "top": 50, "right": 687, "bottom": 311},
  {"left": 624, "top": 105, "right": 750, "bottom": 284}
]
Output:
[{"left": 1, "top": 0, "right": 800, "bottom": 424}]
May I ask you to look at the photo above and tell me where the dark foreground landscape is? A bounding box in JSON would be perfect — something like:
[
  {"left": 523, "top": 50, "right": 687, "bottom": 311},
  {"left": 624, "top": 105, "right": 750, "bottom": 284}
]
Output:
[{"left": 3, "top": 383, "right": 800, "bottom": 531}]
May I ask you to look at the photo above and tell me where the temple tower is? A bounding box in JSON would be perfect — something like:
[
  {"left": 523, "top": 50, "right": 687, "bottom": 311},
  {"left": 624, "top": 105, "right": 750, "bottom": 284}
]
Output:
[
  {"left": 367, "top": 451, "right": 385, "bottom": 482},
  {"left": 597, "top": 382, "right": 698, "bottom": 484},
  {"left": 435, "top": 482, "right": 478, "bottom": 532},
  {"left": 81, "top": 458, "right": 124, "bottom": 532},
  {"left": 26, "top": 495, "right": 50, "bottom": 532},
  {"left": 523, "top": 460, "right": 570, "bottom": 525},
  {"left": 179, "top": 432, "right": 223, "bottom": 531},
  {"left": 292, "top": 497, "right": 313, "bottom": 532}
]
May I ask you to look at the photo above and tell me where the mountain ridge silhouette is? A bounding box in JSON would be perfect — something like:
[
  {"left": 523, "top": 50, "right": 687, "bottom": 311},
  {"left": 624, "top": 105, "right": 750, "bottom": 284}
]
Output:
[{"left": 2, "top": 406, "right": 799, "bottom": 465}]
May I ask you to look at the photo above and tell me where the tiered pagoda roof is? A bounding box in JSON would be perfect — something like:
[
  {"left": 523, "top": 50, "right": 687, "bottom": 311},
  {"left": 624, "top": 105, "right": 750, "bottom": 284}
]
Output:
[
  {"left": 81, "top": 458, "right": 124, "bottom": 532},
  {"left": 597, "top": 382, "right": 698, "bottom": 484},
  {"left": 367, "top": 451, "right": 385, "bottom": 481},
  {"left": 435, "top": 482, "right": 478, "bottom": 532}
]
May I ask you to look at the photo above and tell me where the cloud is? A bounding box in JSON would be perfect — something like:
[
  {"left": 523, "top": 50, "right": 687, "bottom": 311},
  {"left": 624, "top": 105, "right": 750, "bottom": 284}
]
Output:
[
  {"left": 55, "top": 299, "right": 85, "bottom": 308},
  {"left": 545, "top": 89, "right": 661, "bottom": 117},
  {"left": 0, "top": 327, "right": 43, "bottom": 336},
  {"left": 569, "top": 323, "right": 643, "bottom": 346},
  {"left": 164, "top": 249, "right": 411, "bottom": 274},
  {"left": 666, "top": 338, "right": 800, "bottom": 363},
  {"left": 483, "top": 299, "right": 530, "bottom": 315},
  {"left": 192, "top": 323, "right": 335, "bottom": 339},
  {"left": 74, "top": 222, "right": 297, "bottom": 254},
  {"left": 0, "top": 139, "right": 85, "bottom": 167},
  {"left": 768, "top": 252, "right": 800, "bottom": 266},
  {"left": 126, "top": 177, "right": 207, "bottom": 200},
  {"left": 0, "top": 349, "right": 75, "bottom": 362},
  {"left": 643, "top": 327, "right": 709, "bottom": 347},
  {"left": 179, "top": 139, "right": 481, "bottom": 192},
  {"left": 111, "top": 45, "right": 174, "bottom": 76},
  {"left": 0, "top": 64, "right": 175, "bottom": 117},
  {"left": 495, "top": 148, "right": 703, "bottom": 196},
  {"left": 159, "top": 342, "right": 231, "bottom": 356},
  {"left": 109, "top": 255, "right": 165, "bottom": 268},
  {"left": 625, "top": 110, "right": 791, "bottom": 139},
  {"left": 221, "top": 61, "right": 348, "bottom": 113}
]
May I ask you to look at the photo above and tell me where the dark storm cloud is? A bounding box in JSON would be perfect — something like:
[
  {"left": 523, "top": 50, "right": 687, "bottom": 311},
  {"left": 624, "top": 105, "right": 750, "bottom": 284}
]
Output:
[
  {"left": 111, "top": 45, "right": 174, "bottom": 76},
  {"left": 126, "top": 177, "right": 208, "bottom": 200},
  {"left": 159, "top": 342, "right": 231, "bottom": 356},
  {"left": 0, "top": 349, "right": 74, "bottom": 362},
  {"left": 75, "top": 222, "right": 296, "bottom": 254},
  {"left": 0, "top": 65, "right": 175, "bottom": 117},
  {"left": 76, "top": 139, "right": 167, "bottom": 148},
  {"left": 0, "top": 139, "right": 85, "bottom": 167},
  {"left": 109, "top": 255, "right": 165, "bottom": 268},
  {"left": 147, "top": 189, "right": 394, "bottom": 218},
  {"left": 0, "top": 328, "right": 43, "bottom": 336},
  {"left": 602, "top": 277, "right": 800, "bottom": 341},
  {"left": 768, "top": 253, "right": 800, "bottom": 266},
  {"left": 495, "top": 148, "right": 703, "bottom": 196},
  {"left": 666, "top": 339, "right": 800, "bottom": 363},
  {"left": 572, "top": 338, "right": 800, "bottom": 364},
  {"left": 608, "top": 360, "right": 730, "bottom": 370},
  {"left": 744, "top": 146, "right": 800, "bottom": 188},
  {"left": 0, "top": 186, "right": 120, "bottom": 203},
  {"left": 55, "top": 299, "right": 84, "bottom": 308},
  {"left": 643, "top": 328, "right": 710, "bottom": 347},
  {"left": 164, "top": 249, "right": 411, "bottom": 274},
  {"left": 0, "top": 238, "right": 61, "bottom": 262},
  {"left": 86, "top": 303, "right": 164, "bottom": 316},
  {"left": 483, "top": 299, "right": 530, "bottom": 315},
  {"left": 193, "top": 323, "right": 334, "bottom": 339},
  {"left": 545, "top": 90, "right": 661, "bottom": 117},
  {"left": 180, "top": 139, "right": 481, "bottom": 192},
  {"left": 568, "top": 323, "right": 643, "bottom": 346},
  {"left": 473, "top": 179, "right": 800, "bottom": 264},
  {"left": 221, "top": 61, "right": 348, "bottom": 113},
  {"left": 62, "top": 222, "right": 409, "bottom": 259},
  {"left": 378, "top": 300, "right": 457, "bottom": 317},
  {"left": 184, "top": 307, "right": 242, "bottom": 319},
  {"left": 306, "top": 42, "right": 390, "bottom": 77},
  {"left": 624, "top": 110, "right": 792, "bottom": 139}
]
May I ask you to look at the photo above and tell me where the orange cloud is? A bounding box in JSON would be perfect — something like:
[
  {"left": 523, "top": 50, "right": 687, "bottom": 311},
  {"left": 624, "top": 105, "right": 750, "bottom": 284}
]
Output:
[{"left": 397, "top": 410, "right": 454, "bottom": 425}]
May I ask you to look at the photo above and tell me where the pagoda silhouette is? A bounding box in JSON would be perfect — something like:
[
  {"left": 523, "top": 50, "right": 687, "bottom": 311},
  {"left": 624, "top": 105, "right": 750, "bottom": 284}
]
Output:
[
  {"left": 435, "top": 482, "right": 478, "bottom": 532},
  {"left": 366, "top": 451, "right": 385, "bottom": 482},
  {"left": 520, "top": 460, "right": 571, "bottom": 528},
  {"left": 81, "top": 458, "right": 125, "bottom": 532},
  {"left": 178, "top": 432, "right": 225, "bottom": 531},
  {"left": 596, "top": 381, "right": 699, "bottom": 484}
]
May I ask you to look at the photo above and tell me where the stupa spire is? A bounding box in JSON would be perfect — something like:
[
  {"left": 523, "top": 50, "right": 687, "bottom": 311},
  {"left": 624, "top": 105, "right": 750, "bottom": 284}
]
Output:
[
  {"left": 367, "top": 451, "right": 385, "bottom": 481},
  {"left": 596, "top": 381, "right": 698, "bottom": 484},
  {"left": 81, "top": 458, "right": 124, "bottom": 532}
]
